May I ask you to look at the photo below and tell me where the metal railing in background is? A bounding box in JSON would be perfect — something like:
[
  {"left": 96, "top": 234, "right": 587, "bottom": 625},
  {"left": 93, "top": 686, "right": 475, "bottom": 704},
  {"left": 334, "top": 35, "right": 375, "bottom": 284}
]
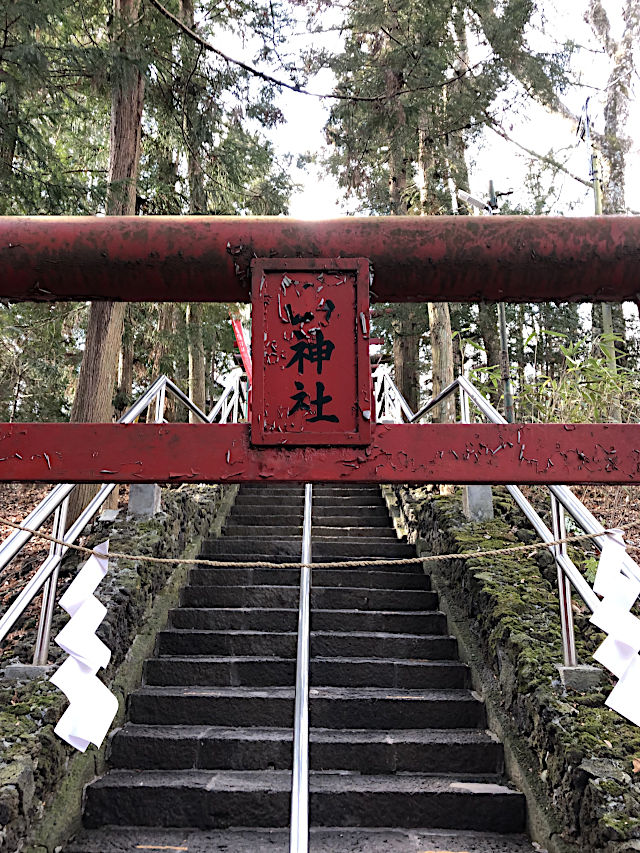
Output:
[
  {"left": 372, "top": 365, "right": 639, "bottom": 667},
  {"left": 0, "top": 371, "right": 248, "bottom": 662},
  {"left": 290, "top": 483, "right": 313, "bottom": 853}
]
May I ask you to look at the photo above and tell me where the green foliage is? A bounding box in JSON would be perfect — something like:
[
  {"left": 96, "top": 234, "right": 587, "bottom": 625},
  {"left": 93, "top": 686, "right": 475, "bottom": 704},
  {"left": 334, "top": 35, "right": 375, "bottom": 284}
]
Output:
[
  {"left": 0, "top": 303, "right": 86, "bottom": 421},
  {"left": 319, "top": 0, "right": 572, "bottom": 212},
  {"left": 0, "top": 0, "right": 295, "bottom": 418}
]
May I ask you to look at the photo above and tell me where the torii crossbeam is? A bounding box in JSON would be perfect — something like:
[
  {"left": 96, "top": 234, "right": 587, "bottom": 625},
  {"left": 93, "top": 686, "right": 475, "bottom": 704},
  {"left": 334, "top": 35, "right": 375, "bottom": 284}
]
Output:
[{"left": 1, "top": 215, "right": 639, "bottom": 485}]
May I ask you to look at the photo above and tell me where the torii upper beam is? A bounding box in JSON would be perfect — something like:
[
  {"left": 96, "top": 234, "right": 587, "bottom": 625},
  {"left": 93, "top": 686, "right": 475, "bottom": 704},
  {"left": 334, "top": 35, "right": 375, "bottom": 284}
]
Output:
[{"left": 1, "top": 215, "right": 639, "bottom": 305}]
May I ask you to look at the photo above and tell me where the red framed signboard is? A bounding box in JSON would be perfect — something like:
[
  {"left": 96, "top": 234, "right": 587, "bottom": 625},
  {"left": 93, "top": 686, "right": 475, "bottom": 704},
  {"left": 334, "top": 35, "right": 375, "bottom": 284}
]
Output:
[{"left": 251, "top": 258, "right": 372, "bottom": 446}]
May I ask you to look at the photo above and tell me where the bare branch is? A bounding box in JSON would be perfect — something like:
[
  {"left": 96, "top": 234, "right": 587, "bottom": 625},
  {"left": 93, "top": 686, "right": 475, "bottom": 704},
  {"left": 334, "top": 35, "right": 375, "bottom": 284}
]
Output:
[
  {"left": 486, "top": 119, "right": 594, "bottom": 189},
  {"left": 146, "top": 0, "right": 490, "bottom": 103}
]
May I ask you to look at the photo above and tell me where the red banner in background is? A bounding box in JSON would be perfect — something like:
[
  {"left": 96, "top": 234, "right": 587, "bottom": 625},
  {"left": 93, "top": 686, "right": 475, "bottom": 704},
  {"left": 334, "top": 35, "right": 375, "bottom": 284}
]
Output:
[{"left": 230, "top": 316, "right": 252, "bottom": 385}]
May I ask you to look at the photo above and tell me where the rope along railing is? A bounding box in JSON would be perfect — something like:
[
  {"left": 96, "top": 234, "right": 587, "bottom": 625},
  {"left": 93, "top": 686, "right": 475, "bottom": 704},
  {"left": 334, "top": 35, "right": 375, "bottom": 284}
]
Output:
[
  {"left": 372, "top": 365, "right": 640, "bottom": 666},
  {"left": 0, "top": 512, "right": 637, "bottom": 572},
  {"left": 0, "top": 370, "right": 249, "bottom": 654}
]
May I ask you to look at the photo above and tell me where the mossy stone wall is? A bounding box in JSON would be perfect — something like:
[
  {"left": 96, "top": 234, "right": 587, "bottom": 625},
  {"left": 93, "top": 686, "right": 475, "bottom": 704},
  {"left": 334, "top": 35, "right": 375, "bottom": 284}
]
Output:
[
  {"left": 0, "top": 484, "right": 236, "bottom": 853},
  {"left": 388, "top": 486, "right": 640, "bottom": 853}
]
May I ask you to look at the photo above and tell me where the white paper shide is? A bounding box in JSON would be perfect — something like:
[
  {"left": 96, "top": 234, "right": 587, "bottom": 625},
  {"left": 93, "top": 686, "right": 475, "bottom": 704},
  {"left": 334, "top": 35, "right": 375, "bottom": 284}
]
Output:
[
  {"left": 50, "top": 541, "right": 119, "bottom": 752},
  {"left": 589, "top": 530, "right": 640, "bottom": 727}
]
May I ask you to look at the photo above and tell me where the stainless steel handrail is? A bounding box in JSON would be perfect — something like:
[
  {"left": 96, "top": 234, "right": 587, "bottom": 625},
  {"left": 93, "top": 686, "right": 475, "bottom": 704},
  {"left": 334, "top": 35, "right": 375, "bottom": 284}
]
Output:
[
  {"left": 0, "top": 370, "right": 248, "bottom": 650},
  {"left": 373, "top": 366, "right": 640, "bottom": 665},
  {"left": 290, "top": 483, "right": 313, "bottom": 853},
  {"left": 0, "top": 374, "right": 167, "bottom": 574}
]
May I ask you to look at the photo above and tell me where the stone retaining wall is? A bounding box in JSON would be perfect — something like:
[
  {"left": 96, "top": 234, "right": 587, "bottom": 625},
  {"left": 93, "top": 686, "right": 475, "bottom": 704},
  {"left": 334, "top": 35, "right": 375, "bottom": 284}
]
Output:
[
  {"left": 0, "top": 484, "right": 236, "bottom": 853},
  {"left": 387, "top": 486, "right": 640, "bottom": 853}
]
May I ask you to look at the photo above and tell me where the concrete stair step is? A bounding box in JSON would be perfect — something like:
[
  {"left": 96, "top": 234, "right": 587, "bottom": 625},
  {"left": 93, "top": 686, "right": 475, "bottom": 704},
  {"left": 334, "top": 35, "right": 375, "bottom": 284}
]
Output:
[
  {"left": 179, "top": 585, "right": 438, "bottom": 612},
  {"left": 202, "top": 540, "right": 415, "bottom": 558},
  {"left": 187, "top": 567, "right": 430, "bottom": 590},
  {"left": 65, "top": 826, "right": 539, "bottom": 853},
  {"left": 109, "top": 724, "right": 500, "bottom": 773},
  {"left": 230, "top": 505, "right": 390, "bottom": 519},
  {"left": 195, "top": 553, "right": 420, "bottom": 569},
  {"left": 222, "top": 524, "right": 397, "bottom": 538},
  {"left": 230, "top": 507, "right": 391, "bottom": 520},
  {"left": 144, "top": 655, "right": 469, "bottom": 689},
  {"left": 83, "top": 769, "right": 524, "bottom": 832},
  {"left": 238, "top": 485, "right": 380, "bottom": 494},
  {"left": 234, "top": 495, "right": 385, "bottom": 507},
  {"left": 158, "top": 629, "right": 458, "bottom": 659},
  {"left": 166, "top": 608, "right": 447, "bottom": 635},
  {"left": 128, "top": 685, "right": 485, "bottom": 729}
]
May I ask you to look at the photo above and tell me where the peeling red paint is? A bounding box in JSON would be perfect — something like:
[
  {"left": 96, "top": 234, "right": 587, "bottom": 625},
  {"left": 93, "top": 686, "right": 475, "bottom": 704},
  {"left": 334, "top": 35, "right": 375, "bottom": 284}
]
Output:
[
  {"left": 1, "top": 215, "right": 639, "bottom": 303},
  {"left": 0, "top": 423, "right": 637, "bottom": 484}
]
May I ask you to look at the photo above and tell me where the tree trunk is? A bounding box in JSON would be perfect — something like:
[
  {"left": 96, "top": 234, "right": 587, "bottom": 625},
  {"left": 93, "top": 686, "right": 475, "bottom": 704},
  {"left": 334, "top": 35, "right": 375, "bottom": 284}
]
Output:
[
  {"left": 477, "top": 302, "right": 501, "bottom": 405},
  {"left": 385, "top": 64, "right": 421, "bottom": 409},
  {"left": 152, "top": 303, "right": 177, "bottom": 420},
  {"left": 116, "top": 304, "right": 135, "bottom": 417},
  {"left": 0, "top": 91, "right": 18, "bottom": 182},
  {"left": 392, "top": 305, "right": 421, "bottom": 412},
  {"left": 588, "top": 0, "right": 640, "bottom": 216},
  {"left": 428, "top": 303, "right": 455, "bottom": 423},
  {"left": 68, "top": 0, "right": 144, "bottom": 523},
  {"left": 187, "top": 303, "right": 206, "bottom": 421}
]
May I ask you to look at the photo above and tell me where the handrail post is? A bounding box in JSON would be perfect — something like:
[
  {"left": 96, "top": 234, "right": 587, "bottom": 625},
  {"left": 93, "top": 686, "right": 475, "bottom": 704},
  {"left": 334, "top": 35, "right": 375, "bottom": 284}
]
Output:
[
  {"left": 290, "top": 483, "right": 313, "bottom": 853},
  {"left": 551, "top": 494, "right": 578, "bottom": 667},
  {"left": 32, "top": 497, "right": 69, "bottom": 665}
]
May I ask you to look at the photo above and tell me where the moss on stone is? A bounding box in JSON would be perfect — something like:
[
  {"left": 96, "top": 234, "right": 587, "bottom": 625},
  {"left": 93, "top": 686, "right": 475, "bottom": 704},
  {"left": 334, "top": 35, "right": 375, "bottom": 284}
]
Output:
[
  {"left": 392, "top": 484, "right": 640, "bottom": 852},
  {"left": 0, "top": 483, "right": 236, "bottom": 853}
]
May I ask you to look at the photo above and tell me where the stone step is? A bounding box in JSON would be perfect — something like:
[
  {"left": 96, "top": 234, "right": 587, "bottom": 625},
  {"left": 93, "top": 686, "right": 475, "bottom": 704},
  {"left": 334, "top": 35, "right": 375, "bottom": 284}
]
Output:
[
  {"left": 109, "top": 724, "right": 500, "bottom": 774},
  {"left": 187, "top": 567, "right": 430, "bottom": 590},
  {"left": 65, "top": 825, "right": 540, "bottom": 853},
  {"left": 166, "top": 608, "right": 447, "bottom": 635},
  {"left": 230, "top": 506, "right": 392, "bottom": 521},
  {"left": 158, "top": 629, "right": 458, "bottom": 659},
  {"left": 144, "top": 655, "right": 469, "bottom": 689},
  {"left": 222, "top": 524, "right": 397, "bottom": 538},
  {"left": 128, "top": 685, "right": 485, "bottom": 729},
  {"left": 179, "top": 585, "right": 439, "bottom": 612},
  {"left": 83, "top": 769, "right": 524, "bottom": 832},
  {"left": 202, "top": 540, "right": 415, "bottom": 558},
  {"left": 238, "top": 485, "right": 380, "bottom": 494},
  {"left": 195, "top": 554, "right": 422, "bottom": 571},
  {"left": 229, "top": 505, "right": 390, "bottom": 520},
  {"left": 233, "top": 495, "right": 385, "bottom": 507}
]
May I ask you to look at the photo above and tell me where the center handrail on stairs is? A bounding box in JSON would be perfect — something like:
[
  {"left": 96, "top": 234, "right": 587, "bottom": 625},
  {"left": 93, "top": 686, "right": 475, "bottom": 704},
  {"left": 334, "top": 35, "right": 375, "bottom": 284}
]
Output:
[
  {"left": 290, "top": 482, "right": 313, "bottom": 853},
  {"left": 373, "top": 364, "right": 640, "bottom": 667}
]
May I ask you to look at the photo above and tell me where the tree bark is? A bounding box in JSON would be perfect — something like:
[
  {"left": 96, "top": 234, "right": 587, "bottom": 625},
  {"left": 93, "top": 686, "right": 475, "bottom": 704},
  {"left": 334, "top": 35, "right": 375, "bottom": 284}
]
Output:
[
  {"left": 68, "top": 0, "right": 145, "bottom": 522},
  {"left": 392, "top": 305, "right": 421, "bottom": 412},
  {"left": 588, "top": 0, "right": 640, "bottom": 215},
  {"left": 116, "top": 305, "right": 135, "bottom": 417},
  {"left": 477, "top": 302, "right": 501, "bottom": 405},
  {"left": 428, "top": 303, "right": 455, "bottom": 423},
  {"left": 384, "top": 61, "right": 421, "bottom": 409},
  {"left": 186, "top": 303, "right": 206, "bottom": 421},
  {"left": 0, "top": 91, "right": 18, "bottom": 182}
]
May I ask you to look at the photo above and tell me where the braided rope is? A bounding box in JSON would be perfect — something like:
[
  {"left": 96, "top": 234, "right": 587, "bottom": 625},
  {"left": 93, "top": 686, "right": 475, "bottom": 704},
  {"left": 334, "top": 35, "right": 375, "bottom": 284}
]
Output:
[{"left": 1, "top": 514, "right": 639, "bottom": 571}]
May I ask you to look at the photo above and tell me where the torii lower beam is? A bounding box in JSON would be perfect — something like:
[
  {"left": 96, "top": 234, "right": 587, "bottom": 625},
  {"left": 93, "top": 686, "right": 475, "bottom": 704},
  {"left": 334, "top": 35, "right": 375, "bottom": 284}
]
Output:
[{"left": 0, "top": 423, "right": 638, "bottom": 484}]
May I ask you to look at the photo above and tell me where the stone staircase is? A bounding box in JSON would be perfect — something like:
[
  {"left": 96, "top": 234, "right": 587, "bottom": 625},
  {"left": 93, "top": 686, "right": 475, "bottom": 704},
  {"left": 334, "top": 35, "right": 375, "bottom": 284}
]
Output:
[{"left": 68, "top": 484, "right": 533, "bottom": 852}]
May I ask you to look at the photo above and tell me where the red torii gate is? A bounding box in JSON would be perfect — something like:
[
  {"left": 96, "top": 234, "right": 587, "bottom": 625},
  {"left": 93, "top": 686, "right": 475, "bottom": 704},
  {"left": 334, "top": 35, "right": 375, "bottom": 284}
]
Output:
[{"left": 1, "top": 214, "right": 639, "bottom": 486}]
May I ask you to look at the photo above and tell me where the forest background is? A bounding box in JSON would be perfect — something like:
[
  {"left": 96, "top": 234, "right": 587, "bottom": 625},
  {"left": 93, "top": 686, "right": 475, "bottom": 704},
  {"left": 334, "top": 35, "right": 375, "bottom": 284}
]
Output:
[{"left": 0, "top": 0, "right": 639, "bottom": 442}]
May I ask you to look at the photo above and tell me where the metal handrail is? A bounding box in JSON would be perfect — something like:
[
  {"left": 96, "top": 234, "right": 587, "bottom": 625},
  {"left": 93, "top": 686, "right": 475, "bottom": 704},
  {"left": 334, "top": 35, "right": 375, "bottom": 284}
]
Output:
[
  {"left": 0, "top": 370, "right": 248, "bottom": 653},
  {"left": 290, "top": 483, "right": 313, "bottom": 853},
  {"left": 372, "top": 366, "right": 640, "bottom": 665}
]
